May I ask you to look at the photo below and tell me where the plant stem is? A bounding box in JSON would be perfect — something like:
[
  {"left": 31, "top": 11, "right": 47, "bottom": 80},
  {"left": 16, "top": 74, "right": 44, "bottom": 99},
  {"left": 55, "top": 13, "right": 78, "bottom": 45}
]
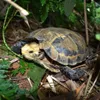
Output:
[{"left": 84, "top": 0, "right": 89, "bottom": 45}]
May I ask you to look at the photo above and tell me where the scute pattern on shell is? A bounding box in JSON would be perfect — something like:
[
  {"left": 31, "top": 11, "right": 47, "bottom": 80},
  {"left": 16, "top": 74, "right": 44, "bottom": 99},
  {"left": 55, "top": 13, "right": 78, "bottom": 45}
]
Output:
[{"left": 27, "top": 27, "right": 87, "bottom": 65}]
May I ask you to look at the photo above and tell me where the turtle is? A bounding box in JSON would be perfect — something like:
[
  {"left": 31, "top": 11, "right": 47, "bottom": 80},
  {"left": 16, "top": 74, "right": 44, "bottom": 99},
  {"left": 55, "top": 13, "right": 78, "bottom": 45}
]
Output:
[{"left": 12, "top": 27, "right": 87, "bottom": 80}]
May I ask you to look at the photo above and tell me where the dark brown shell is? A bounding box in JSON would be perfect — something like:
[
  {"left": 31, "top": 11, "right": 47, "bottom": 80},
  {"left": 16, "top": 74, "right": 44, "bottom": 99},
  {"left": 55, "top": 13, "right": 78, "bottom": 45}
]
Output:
[{"left": 27, "top": 27, "right": 87, "bottom": 65}]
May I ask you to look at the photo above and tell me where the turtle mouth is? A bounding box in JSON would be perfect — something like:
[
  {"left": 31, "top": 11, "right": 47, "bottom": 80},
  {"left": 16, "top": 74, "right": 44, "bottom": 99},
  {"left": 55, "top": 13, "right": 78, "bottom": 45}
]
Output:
[
  {"left": 38, "top": 51, "right": 44, "bottom": 60},
  {"left": 22, "top": 51, "right": 44, "bottom": 61},
  {"left": 29, "top": 52, "right": 44, "bottom": 60}
]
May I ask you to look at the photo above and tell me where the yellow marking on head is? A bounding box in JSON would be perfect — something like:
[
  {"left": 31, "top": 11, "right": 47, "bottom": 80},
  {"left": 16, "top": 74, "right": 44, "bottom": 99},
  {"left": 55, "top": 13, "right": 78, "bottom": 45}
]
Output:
[{"left": 21, "top": 42, "right": 40, "bottom": 60}]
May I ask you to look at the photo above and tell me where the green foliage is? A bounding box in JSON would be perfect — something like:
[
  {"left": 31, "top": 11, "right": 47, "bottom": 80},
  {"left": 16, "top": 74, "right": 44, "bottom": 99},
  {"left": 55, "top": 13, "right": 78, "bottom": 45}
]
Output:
[
  {"left": 95, "top": 7, "right": 100, "bottom": 25},
  {"left": 0, "top": 60, "right": 27, "bottom": 100},
  {"left": 12, "top": 59, "right": 34, "bottom": 75},
  {"left": 95, "top": 33, "right": 100, "bottom": 41},
  {"left": 95, "top": 18, "right": 100, "bottom": 25},
  {"left": 0, "top": 80, "right": 19, "bottom": 99},
  {"left": 14, "top": 0, "right": 97, "bottom": 28},
  {"left": 40, "top": 0, "right": 47, "bottom": 6},
  {"left": 94, "top": 2, "right": 100, "bottom": 41},
  {"left": 95, "top": 6, "right": 100, "bottom": 19},
  {"left": 40, "top": 3, "right": 50, "bottom": 23},
  {"left": 64, "top": 0, "right": 75, "bottom": 16},
  {"left": 75, "top": 0, "right": 84, "bottom": 12},
  {"left": 40, "top": 0, "right": 64, "bottom": 23},
  {"left": 3, "top": 0, "right": 99, "bottom": 28},
  {"left": 12, "top": 59, "right": 46, "bottom": 99},
  {"left": 17, "top": 0, "right": 30, "bottom": 9},
  {"left": 28, "top": 65, "right": 46, "bottom": 99},
  {"left": 18, "top": 60, "right": 46, "bottom": 99},
  {"left": 0, "top": 60, "right": 10, "bottom": 70},
  {"left": 68, "top": 13, "right": 78, "bottom": 24}
]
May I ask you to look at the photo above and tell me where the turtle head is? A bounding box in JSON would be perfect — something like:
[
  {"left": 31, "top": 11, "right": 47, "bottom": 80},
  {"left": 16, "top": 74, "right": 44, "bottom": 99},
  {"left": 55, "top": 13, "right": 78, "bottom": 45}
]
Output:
[{"left": 21, "top": 42, "right": 41, "bottom": 60}]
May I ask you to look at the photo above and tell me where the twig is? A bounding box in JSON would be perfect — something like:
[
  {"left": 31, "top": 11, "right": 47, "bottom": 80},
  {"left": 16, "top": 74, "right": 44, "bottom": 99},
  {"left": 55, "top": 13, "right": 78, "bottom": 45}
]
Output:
[
  {"left": 76, "top": 82, "right": 86, "bottom": 95},
  {"left": 84, "top": 0, "right": 89, "bottom": 45},
  {"left": 72, "top": 64, "right": 87, "bottom": 70},
  {"left": 4, "top": 0, "right": 29, "bottom": 16},
  {"left": 10, "top": 58, "right": 19, "bottom": 64},
  {"left": 11, "top": 76, "right": 33, "bottom": 88},
  {"left": 27, "top": 77, "right": 33, "bottom": 88},
  {"left": 11, "top": 76, "right": 27, "bottom": 81},
  {"left": 4, "top": 0, "right": 30, "bottom": 28},
  {"left": 90, "top": 81, "right": 100, "bottom": 92},
  {"left": 88, "top": 70, "right": 100, "bottom": 94},
  {"left": 50, "top": 75, "right": 70, "bottom": 91},
  {"left": 47, "top": 75, "right": 56, "bottom": 93},
  {"left": 84, "top": 71, "right": 92, "bottom": 95}
]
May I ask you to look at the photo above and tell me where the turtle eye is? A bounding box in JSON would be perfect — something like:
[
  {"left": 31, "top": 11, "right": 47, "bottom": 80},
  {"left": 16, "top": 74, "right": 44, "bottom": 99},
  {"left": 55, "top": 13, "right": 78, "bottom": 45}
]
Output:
[{"left": 29, "top": 51, "right": 33, "bottom": 53}]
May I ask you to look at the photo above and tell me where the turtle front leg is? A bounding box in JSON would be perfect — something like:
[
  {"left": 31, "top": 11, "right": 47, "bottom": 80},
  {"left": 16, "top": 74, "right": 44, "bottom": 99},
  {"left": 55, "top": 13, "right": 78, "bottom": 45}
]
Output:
[
  {"left": 39, "top": 61, "right": 60, "bottom": 73},
  {"left": 60, "top": 66, "right": 85, "bottom": 80},
  {"left": 32, "top": 56, "right": 60, "bottom": 73}
]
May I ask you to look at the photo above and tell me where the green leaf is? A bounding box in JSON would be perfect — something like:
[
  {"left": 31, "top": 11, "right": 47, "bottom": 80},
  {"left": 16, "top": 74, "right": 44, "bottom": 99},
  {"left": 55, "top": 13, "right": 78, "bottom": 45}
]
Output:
[
  {"left": 75, "top": 0, "right": 84, "bottom": 12},
  {"left": 28, "top": 63, "right": 46, "bottom": 99},
  {"left": 0, "top": 59, "right": 28, "bottom": 99},
  {"left": 0, "top": 81, "right": 11, "bottom": 91},
  {"left": 95, "top": 7, "right": 100, "bottom": 25},
  {"left": 58, "top": 2, "right": 64, "bottom": 14},
  {"left": 15, "top": 59, "right": 46, "bottom": 99},
  {"left": 95, "top": 18, "right": 100, "bottom": 25},
  {"left": 12, "top": 60, "right": 29, "bottom": 75},
  {"left": 95, "top": 33, "right": 100, "bottom": 41},
  {"left": 12, "top": 68, "right": 19, "bottom": 76},
  {"left": 19, "top": 60, "right": 30, "bottom": 74},
  {"left": 0, "top": 60, "right": 10, "bottom": 69},
  {"left": 0, "top": 74, "right": 7, "bottom": 79},
  {"left": 19, "top": 67, "right": 26, "bottom": 74},
  {"left": 64, "top": 0, "right": 75, "bottom": 16},
  {"left": 0, "top": 79, "right": 19, "bottom": 99},
  {"left": 40, "top": 0, "right": 46, "bottom": 6},
  {"left": 0, "top": 60, "right": 10, "bottom": 79},
  {"left": 96, "top": 7, "right": 100, "bottom": 19},
  {"left": 40, "top": 4, "right": 49, "bottom": 23},
  {"left": 0, "top": 70, "right": 8, "bottom": 74},
  {"left": 68, "top": 13, "right": 77, "bottom": 23},
  {"left": 1, "top": 87, "right": 18, "bottom": 97}
]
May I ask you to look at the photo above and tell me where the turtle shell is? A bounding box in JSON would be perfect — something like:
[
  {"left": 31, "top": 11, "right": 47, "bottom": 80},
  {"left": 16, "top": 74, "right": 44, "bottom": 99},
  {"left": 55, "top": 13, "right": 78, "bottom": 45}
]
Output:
[{"left": 27, "top": 27, "right": 87, "bottom": 66}]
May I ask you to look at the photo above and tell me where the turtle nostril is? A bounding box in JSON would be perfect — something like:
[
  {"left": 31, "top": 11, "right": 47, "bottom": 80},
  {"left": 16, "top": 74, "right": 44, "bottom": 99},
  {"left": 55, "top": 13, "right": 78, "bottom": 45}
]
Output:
[{"left": 29, "top": 51, "right": 33, "bottom": 53}]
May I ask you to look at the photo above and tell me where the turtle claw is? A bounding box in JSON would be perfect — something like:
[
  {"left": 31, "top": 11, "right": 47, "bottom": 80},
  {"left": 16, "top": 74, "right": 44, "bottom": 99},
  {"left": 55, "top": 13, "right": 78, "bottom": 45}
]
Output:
[{"left": 60, "top": 67, "right": 85, "bottom": 80}]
